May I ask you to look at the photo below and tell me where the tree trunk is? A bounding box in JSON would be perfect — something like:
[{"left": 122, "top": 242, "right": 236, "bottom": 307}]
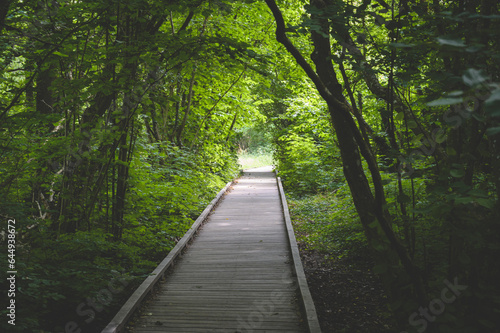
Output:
[
  {"left": 176, "top": 66, "right": 197, "bottom": 146},
  {"left": 265, "top": 0, "right": 427, "bottom": 323},
  {"left": 112, "top": 92, "right": 134, "bottom": 240}
]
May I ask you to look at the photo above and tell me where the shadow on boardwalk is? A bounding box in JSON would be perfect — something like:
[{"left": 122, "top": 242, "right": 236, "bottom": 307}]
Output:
[{"left": 129, "top": 166, "right": 307, "bottom": 333}]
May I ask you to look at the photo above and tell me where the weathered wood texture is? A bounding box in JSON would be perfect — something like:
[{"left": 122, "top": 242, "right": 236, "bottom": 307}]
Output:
[
  {"left": 125, "top": 166, "right": 320, "bottom": 333},
  {"left": 102, "top": 182, "right": 232, "bottom": 333},
  {"left": 277, "top": 176, "right": 321, "bottom": 333}
]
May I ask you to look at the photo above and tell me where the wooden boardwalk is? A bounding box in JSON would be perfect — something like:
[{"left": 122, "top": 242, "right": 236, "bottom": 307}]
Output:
[{"left": 120, "top": 166, "right": 319, "bottom": 333}]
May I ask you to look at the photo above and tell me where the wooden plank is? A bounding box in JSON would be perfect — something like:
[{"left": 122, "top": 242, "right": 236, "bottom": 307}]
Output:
[
  {"left": 277, "top": 177, "right": 322, "bottom": 333},
  {"left": 135, "top": 318, "right": 301, "bottom": 326},
  {"left": 100, "top": 182, "right": 232, "bottom": 333},
  {"left": 131, "top": 327, "right": 303, "bottom": 333},
  {"left": 108, "top": 167, "right": 312, "bottom": 333}
]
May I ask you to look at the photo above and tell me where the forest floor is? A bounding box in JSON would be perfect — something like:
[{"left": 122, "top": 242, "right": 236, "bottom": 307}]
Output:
[{"left": 297, "top": 244, "right": 397, "bottom": 333}]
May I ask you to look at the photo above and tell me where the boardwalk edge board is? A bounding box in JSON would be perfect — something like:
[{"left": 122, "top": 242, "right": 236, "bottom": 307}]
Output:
[
  {"left": 101, "top": 181, "right": 233, "bottom": 333},
  {"left": 277, "top": 176, "right": 322, "bottom": 333}
]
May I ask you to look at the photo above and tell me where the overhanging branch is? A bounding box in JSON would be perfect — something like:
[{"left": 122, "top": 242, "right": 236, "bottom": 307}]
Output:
[{"left": 264, "top": 0, "right": 334, "bottom": 104}]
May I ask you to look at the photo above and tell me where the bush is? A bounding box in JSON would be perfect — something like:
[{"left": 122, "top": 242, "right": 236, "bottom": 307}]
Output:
[
  {"left": 287, "top": 186, "right": 366, "bottom": 258},
  {"left": 276, "top": 133, "right": 342, "bottom": 195},
  {"left": 0, "top": 140, "right": 240, "bottom": 332}
]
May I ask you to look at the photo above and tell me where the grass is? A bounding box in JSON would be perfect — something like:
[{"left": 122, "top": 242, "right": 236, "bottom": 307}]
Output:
[
  {"left": 238, "top": 150, "right": 274, "bottom": 170},
  {"left": 287, "top": 190, "right": 366, "bottom": 258}
]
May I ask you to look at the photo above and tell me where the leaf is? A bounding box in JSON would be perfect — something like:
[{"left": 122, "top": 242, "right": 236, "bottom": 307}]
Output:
[
  {"left": 486, "top": 127, "right": 500, "bottom": 136},
  {"left": 447, "top": 90, "right": 464, "bottom": 97},
  {"left": 411, "top": 133, "right": 424, "bottom": 145},
  {"left": 53, "top": 51, "right": 69, "bottom": 57},
  {"left": 390, "top": 299, "right": 404, "bottom": 311},
  {"left": 475, "top": 198, "right": 494, "bottom": 209},
  {"left": 427, "top": 97, "right": 463, "bottom": 107},
  {"left": 390, "top": 42, "right": 416, "bottom": 48},
  {"left": 454, "top": 196, "right": 472, "bottom": 204},
  {"left": 478, "top": 319, "right": 498, "bottom": 328},
  {"left": 468, "top": 189, "right": 489, "bottom": 198},
  {"left": 484, "top": 89, "right": 500, "bottom": 117},
  {"left": 435, "top": 130, "right": 447, "bottom": 144},
  {"left": 446, "top": 147, "right": 457, "bottom": 156},
  {"left": 381, "top": 179, "right": 392, "bottom": 185},
  {"left": 407, "top": 120, "right": 418, "bottom": 128},
  {"left": 462, "top": 68, "right": 488, "bottom": 87},
  {"left": 395, "top": 112, "right": 405, "bottom": 121},
  {"left": 253, "top": 98, "right": 274, "bottom": 106},
  {"left": 466, "top": 45, "right": 484, "bottom": 53},
  {"left": 437, "top": 37, "right": 465, "bottom": 47},
  {"left": 374, "top": 14, "right": 386, "bottom": 26}
]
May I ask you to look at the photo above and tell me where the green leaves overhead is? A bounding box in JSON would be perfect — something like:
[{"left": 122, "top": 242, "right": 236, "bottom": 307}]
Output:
[
  {"left": 0, "top": 1, "right": 278, "bottom": 331},
  {"left": 266, "top": 1, "right": 500, "bottom": 332},
  {"left": 53, "top": 51, "right": 69, "bottom": 57},
  {"left": 2, "top": 1, "right": 500, "bottom": 332}
]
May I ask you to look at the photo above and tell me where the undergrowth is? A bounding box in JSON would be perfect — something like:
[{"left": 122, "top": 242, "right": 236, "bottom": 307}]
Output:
[
  {"left": 0, "top": 142, "right": 240, "bottom": 332},
  {"left": 287, "top": 185, "right": 367, "bottom": 259},
  {"left": 238, "top": 147, "right": 274, "bottom": 170}
]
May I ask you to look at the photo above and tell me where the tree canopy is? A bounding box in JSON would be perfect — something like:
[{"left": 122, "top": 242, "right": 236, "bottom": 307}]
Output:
[{"left": 1, "top": 0, "right": 499, "bottom": 332}]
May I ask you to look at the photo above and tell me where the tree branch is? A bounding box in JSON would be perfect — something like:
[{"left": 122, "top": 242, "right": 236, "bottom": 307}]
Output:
[{"left": 264, "top": 0, "right": 334, "bottom": 104}]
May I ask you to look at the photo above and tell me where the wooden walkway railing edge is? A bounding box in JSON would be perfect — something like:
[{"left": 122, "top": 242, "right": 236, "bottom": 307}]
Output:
[
  {"left": 277, "top": 176, "right": 322, "bottom": 333},
  {"left": 101, "top": 181, "right": 233, "bottom": 333}
]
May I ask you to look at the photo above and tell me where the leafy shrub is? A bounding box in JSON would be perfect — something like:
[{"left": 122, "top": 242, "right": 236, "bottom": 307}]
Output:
[
  {"left": 0, "top": 230, "right": 144, "bottom": 332},
  {"left": 238, "top": 148, "right": 274, "bottom": 169},
  {"left": 0, "top": 140, "right": 240, "bottom": 332},
  {"left": 287, "top": 186, "right": 366, "bottom": 258},
  {"left": 276, "top": 133, "right": 343, "bottom": 195}
]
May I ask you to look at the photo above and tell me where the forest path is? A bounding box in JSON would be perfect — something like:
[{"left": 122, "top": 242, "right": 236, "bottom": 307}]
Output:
[{"left": 129, "top": 166, "right": 311, "bottom": 332}]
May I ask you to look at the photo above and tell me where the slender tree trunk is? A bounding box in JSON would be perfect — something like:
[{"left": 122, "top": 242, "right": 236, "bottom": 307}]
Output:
[
  {"left": 112, "top": 94, "right": 134, "bottom": 240},
  {"left": 32, "top": 62, "right": 57, "bottom": 222},
  {"left": 176, "top": 66, "right": 197, "bottom": 146},
  {"left": 191, "top": 68, "right": 246, "bottom": 149},
  {"left": 226, "top": 112, "right": 238, "bottom": 142}
]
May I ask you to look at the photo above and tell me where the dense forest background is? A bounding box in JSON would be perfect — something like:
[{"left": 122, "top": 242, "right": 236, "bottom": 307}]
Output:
[{"left": 1, "top": 0, "right": 500, "bottom": 332}]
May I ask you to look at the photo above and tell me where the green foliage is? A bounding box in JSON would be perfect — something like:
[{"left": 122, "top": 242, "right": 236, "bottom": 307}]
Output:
[
  {"left": 1, "top": 0, "right": 500, "bottom": 332},
  {"left": 263, "top": 86, "right": 343, "bottom": 195},
  {"left": 125, "top": 141, "right": 239, "bottom": 262},
  {"left": 0, "top": 0, "right": 253, "bottom": 331},
  {"left": 0, "top": 230, "right": 143, "bottom": 332},
  {"left": 278, "top": 134, "right": 339, "bottom": 194},
  {"left": 288, "top": 188, "right": 365, "bottom": 258},
  {"left": 266, "top": 0, "right": 500, "bottom": 331},
  {"left": 237, "top": 125, "right": 273, "bottom": 154},
  {"left": 238, "top": 147, "right": 274, "bottom": 170},
  {"left": 236, "top": 115, "right": 275, "bottom": 169}
]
